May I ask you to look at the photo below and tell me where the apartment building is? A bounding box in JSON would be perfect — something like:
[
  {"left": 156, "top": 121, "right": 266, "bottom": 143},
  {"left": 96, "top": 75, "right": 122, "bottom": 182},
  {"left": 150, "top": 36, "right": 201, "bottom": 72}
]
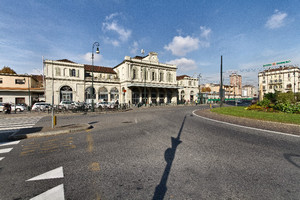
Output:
[{"left": 258, "top": 66, "right": 300, "bottom": 100}]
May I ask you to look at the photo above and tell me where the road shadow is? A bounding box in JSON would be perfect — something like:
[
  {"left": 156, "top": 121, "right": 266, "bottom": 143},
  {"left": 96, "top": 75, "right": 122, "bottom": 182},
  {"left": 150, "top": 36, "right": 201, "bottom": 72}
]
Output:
[
  {"left": 7, "top": 127, "right": 43, "bottom": 140},
  {"left": 284, "top": 153, "right": 300, "bottom": 169},
  {"left": 152, "top": 115, "right": 187, "bottom": 200}
]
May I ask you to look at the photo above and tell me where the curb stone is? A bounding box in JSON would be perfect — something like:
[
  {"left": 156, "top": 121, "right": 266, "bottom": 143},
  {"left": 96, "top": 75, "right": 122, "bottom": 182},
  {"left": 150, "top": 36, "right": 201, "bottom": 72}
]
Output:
[{"left": 8, "top": 124, "right": 92, "bottom": 140}]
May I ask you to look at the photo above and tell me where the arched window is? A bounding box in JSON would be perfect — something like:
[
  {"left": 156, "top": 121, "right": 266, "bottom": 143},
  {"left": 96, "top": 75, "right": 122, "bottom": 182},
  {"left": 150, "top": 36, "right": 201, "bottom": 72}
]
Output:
[
  {"left": 110, "top": 87, "right": 119, "bottom": 102},
  {"left": 85, "top": 87, "right": 95, "bottom": 100},
  {"left": 98, "top": 87, "right": 108, "bottom": 102},
  {"left": 60, "top": 86, "right": 73, "bottom": 102},
  {"left": 190, "top": 91, "right": 194, "bottom": 102}
]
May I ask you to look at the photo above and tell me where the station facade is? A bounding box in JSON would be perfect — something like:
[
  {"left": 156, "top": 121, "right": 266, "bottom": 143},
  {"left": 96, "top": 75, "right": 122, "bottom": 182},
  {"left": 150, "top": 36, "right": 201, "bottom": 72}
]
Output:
[{"left": 44, "top": 52, "right": 198, "bottom": 105}]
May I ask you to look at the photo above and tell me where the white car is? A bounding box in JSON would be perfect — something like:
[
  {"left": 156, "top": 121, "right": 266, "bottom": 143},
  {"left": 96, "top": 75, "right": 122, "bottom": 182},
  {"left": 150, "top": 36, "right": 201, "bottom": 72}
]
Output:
[
  {"left": 32, "top": 102, "right": 51, "bottom": 111},
  {"left": 96, "top": 102, "right": 109, "bottom": 108},
  {"left": 59, "top": 101, "right": 75, "bottom": 109},
  {"left": 11, "top": 104, "right": 26, "bottom": 112}
]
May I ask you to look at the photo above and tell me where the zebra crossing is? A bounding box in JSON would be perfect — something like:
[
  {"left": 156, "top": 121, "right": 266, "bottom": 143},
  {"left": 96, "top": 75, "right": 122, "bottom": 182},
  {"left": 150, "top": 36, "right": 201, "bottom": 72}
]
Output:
[
  {"left": 0, "top": 116, "right": 44, "bottom": 135},
  {"left": 0, "top": 140, "right": 20, "bottom": 161}
]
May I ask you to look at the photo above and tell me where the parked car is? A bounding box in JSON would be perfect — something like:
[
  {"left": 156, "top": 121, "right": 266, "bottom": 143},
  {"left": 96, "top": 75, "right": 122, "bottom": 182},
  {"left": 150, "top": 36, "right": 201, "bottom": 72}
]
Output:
[
  {"left": 59, "top": 101, "right": 75, "bottom": 109},
  {"left": 32, "top": 102, "right": 51, "bottom": 111},
  {"left": 96, "top": 102, "right": 109, "bottom": 108},
  {"left": 0, "top": 102, "right": 5, "bottom": 112},
  {"left": 11, "top": 104, "right": 26, "bottom": 112},
  {"left": 0, "top": 103, "right": 11, "bottom": 114}
]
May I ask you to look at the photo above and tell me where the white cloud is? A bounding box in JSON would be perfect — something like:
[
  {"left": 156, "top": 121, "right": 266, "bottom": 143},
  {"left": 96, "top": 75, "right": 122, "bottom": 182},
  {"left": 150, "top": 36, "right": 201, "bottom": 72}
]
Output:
[
  {"left": 130, "top": 41, "right": 139, "bottom": 55},
  {"left": 200, "top": 26, "right": 211, "bottom": 39},
  {"left": 105, "top": 12, "right": 120, "bottom": 21},
  {"left": 102, "top": 21, "right": 131, "bottom": 42},
  {"left": 164, "top": 36, "right": 199, "bottom": 56},
  {"left": 265, "top": 10, "right": 287, "bottom": 29},
  {"left": 102, "top": 13, "right": 131, "bottom": 46},
  {"left": 167, "top": 58, "right": 198, "bottom": 72},
  {"left": 82, "top": 52, "right": 102, "bottom": 63}
]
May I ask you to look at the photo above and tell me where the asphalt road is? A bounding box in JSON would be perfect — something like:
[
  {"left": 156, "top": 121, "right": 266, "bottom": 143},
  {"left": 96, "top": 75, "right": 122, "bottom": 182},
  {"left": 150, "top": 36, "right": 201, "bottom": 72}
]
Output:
[{"left": 1, "top": 105, "right": 300, "bottom": 200}]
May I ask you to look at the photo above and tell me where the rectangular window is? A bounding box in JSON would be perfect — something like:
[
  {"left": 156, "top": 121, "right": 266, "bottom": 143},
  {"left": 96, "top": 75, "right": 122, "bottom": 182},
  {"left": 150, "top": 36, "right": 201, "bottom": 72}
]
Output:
[
  {"left": 0, "top": 97, "right": 2, "bottom": 102},
  {"left": 55, "top": 67, "right": 61, "bottom": 76},
  {"left": 70, "top": 69, "right": 76, "bottom": 77},
  {"left": 15, "top": 79, "right": 25, "bottom": 84},
  {"left": 0, "top": 78, "right": 2, "bottom": 84}
]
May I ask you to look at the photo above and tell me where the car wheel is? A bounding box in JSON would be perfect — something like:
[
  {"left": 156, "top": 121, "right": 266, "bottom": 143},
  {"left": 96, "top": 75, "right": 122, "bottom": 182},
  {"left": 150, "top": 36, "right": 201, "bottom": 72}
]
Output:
[{"left": 16, "top": 108, "right": 21, "bottom": 112}]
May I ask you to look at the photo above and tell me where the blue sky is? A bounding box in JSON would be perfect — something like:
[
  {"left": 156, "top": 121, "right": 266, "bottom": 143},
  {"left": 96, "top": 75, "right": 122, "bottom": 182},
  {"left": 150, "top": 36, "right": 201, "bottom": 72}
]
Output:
[{"left": 1, "top": 0, "right": 300, "bottom": 85}]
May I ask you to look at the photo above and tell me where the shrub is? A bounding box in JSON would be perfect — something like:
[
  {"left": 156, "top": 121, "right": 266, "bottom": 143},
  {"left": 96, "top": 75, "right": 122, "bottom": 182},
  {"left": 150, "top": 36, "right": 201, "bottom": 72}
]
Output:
[
  {"left": 274, "top": 102, "right": 300, "bottom": 114},
  {"left": 277, "top": 92, "right": 296, "bottom": 104},
  {"left": 245, "top": 104, "right": 264, "bottom": 111},
  {"left": 257, "top": 99, "right": 270, "bottom": 107}
]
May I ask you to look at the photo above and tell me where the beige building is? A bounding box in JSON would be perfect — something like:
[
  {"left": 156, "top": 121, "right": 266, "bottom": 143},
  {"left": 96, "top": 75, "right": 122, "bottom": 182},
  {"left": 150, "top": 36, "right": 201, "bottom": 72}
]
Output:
[
  {"left": 44, "top": 52, "right": 197, "bottom": 105},
  {"left": 0, "top": 73, "right": 44, "bottom": 106},
  {"left": 177, "top": 75, "right": 199, "bottom": 103},
  {"left": 229, "top": 73, "right": 242, "bottom": 97},
  {"left": 258, "top": 66, "right": 300, "bottom": 100},
  {"left": 200, "top": 72, "right": 245, "bottom": 101},
  {"left": 242, "top": 85, "right": 257, "bottom": 98}
]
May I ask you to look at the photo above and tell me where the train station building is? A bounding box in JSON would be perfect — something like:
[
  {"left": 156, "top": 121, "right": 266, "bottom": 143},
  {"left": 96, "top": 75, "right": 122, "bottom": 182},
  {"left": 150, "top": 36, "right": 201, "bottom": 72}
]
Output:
[{"left": 43, "top": 52, "right": 199, "bottom": 105}]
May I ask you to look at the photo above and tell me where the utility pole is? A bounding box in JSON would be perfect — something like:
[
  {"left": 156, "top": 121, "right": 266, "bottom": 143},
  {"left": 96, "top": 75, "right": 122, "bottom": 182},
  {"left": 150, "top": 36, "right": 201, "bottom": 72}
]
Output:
[
  {"left": 197, "top": 73, "right": 201, "bottom": 104},
  {"left": 220, "top": 56, "right": 223, "bottom": 107}
]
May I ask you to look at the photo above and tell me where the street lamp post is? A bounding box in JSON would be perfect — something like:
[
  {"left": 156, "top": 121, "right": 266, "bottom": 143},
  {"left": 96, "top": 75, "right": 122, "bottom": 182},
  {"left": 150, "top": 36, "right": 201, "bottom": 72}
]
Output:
[
  {"left": 28, "top": 76, "right": 31, "bottom": 111},
  {"left": 91, "top": 42, "right": 100, "bottom": 112}
]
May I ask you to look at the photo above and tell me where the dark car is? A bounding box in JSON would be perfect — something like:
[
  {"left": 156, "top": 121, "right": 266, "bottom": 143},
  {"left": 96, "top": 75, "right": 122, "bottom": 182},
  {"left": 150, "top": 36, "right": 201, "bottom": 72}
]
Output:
[{"left": 3, "top": 103, "right": 11, "bottom": 114}]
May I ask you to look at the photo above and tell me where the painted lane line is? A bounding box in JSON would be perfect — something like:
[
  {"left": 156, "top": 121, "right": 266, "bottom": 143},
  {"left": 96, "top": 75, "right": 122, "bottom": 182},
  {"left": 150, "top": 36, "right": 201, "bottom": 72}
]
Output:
[
  {"left": 0, "top": 141, "right": 20, "bottom": 147},
  {"left": 0, "top": 148, "right": 13, "bottom": 154},
  {"left": 192, "top": 110, "right": 300, "bottom": 138},
  {"left": 86, "top": 134, "right": 94, "bottom": 153},
  {"left": 27, "top": 166, "right": 64, "bottom": 181},
  {"left": 30, "top": 184, "right": 65, "bottom": 200},
  {"left": 0, "top": 157, "right": 4, "bottom": 161}
]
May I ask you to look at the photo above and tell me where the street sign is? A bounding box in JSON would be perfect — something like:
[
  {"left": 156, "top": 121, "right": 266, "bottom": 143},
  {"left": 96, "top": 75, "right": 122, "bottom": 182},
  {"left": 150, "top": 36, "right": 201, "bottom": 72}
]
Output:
[{"left": 263, "top": 60, "right": 291, "bottom": 67}]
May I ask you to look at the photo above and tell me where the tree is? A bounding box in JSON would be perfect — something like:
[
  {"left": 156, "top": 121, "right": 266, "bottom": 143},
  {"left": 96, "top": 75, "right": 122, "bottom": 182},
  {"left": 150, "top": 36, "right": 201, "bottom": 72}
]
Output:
[
  {"left": 201, "top": 87, "right": 211, "bottom": 92},
  {"left": 0, "top": 66, "right": 17, "bottom": 74}
]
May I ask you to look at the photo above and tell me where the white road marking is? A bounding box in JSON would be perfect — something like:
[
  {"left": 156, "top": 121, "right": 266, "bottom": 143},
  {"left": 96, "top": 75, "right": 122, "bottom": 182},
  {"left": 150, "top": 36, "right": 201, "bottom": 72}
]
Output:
[
  {"left": 0, "top": 157, "right": 4, "bottom": 161},
  {"left": 0, "top": 141, "right": 20, "bottom": 147},
  {"left": 30, "top": 184, "right": 65, "bottom": 200},
  {"left": 192, "top": 110, "right": 300, "bottom": 138},
  {"left": 27, "top": 166, "right": 64, "bottom": 181},
  {"left": 0, "top": 148, "right": 13, "bottom": 154}
]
